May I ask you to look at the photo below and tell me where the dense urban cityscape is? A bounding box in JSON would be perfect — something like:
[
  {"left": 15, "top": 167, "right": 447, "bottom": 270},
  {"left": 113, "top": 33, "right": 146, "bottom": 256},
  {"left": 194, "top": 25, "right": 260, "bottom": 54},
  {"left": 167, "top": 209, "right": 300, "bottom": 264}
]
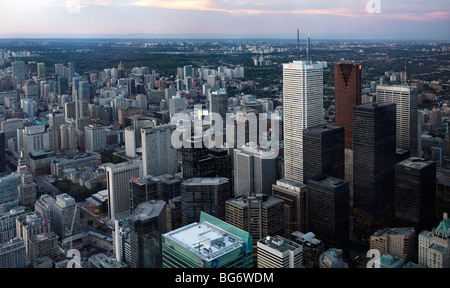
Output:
[{"left": 0, "top": 2, "right": 449, "bottom": 284}]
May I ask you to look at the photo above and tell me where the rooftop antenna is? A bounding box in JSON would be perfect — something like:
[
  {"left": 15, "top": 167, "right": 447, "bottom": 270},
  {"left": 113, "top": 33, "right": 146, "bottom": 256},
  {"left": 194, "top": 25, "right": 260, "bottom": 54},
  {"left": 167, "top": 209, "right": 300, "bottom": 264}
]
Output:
[
  {"left": 307, "top": 31, "right": 311, "bottom": 63},
  {"left": 297, "top": 29, "right": 300, "bottom": 60}
]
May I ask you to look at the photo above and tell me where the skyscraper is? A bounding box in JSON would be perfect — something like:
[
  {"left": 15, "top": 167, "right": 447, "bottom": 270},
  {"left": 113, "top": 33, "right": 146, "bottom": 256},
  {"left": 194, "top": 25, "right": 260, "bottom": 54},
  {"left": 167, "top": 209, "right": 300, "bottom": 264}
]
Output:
[
  {"left": 129, "top": 175, "right": 160, "bottom": 212},
  {"left": 303, "top": 125, "right": 345, "bottom": 184},
  {"left": 0, "top": 131, "right": 6, "bottom": 175},
  {"left": 141, "top": 125, "right": 177, "bottom": 177},
  {"left": 233, "top": 146, "right": 277, "bottom": 196},
  {"left": 12, "top": 61, "right": 26, "bottom": 85},
  {"left": 394, "top": 158, "right": 436, "bottom": 232},
  {"left": 37, "top": 63, "right": 45, "bottom": 78},
  {"left": 306, "top": 176, "right": 349, "bottom": 251},
  {"left": 283, "top": 61, "right": 323, "bottom": 183},
  {"left": 51, "top": 193, "right": 80, "bottom": 240},
  {"left": 334, "top": 63, "right": 362, "bottom": 149},
  {"left": 84, "top": 125, "right": 106, "bottom": 152},
  {"left": 210, "top": 89, "right": 228, "bottom": 120},
  {"left": 376, "top": 85, "right": 419, "bottom": 156},
  {"left": 0, "top": 173, "right": 20, "bottom": 214},
  {"left": 105, "top": 160, "right": 143, "bottom": 221},
  {"left": 181, "top": 177, "right": 231, "bottom": 226},
  {"left": 271, "top": 179, "right": 308, "bottom": 237},
  {"left": 128, "top": 200, "right": 166, "bottom": 268},
  {"left": 353, "top": 102, "right": 397, "bottom": 240}
]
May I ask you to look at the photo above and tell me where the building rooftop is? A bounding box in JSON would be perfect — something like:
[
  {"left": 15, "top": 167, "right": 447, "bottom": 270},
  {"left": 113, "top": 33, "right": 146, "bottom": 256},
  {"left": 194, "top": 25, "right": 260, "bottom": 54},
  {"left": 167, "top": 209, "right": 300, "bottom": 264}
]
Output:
[
  {"left": 371, "top": 227, "right": 415, "bottom": 238},
  {"left": 397, "top": 157, "right": 435, "bottom": 169},
  {"left": 182, "top": 177, "right": 229, "bottom": 186},
  {"left": 129, "top": 200, "right": 165, "bottom": 222},
  {"left": 257, "top": 235, "right": 302, "bottom": 254},
  {"left": 163, "top": 221, "right": 244, "bottom": 262}
]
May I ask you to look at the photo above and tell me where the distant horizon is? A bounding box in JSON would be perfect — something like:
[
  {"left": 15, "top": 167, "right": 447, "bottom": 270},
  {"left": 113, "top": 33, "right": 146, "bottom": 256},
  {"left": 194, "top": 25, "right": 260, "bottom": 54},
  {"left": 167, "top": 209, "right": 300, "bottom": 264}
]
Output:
[
  {"left": 1, "top": 1, "right": 449, "bottom": 42},
  {"left": 0, "top": 34, "right": 449, "bottom": 42}
]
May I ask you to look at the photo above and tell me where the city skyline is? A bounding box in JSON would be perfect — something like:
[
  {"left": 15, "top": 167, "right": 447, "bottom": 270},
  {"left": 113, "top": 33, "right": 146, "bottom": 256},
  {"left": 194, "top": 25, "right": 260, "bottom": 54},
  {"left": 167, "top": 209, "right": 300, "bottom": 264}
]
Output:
[{"left": 1, "top": 0, "right": 449, "bottom": 40}]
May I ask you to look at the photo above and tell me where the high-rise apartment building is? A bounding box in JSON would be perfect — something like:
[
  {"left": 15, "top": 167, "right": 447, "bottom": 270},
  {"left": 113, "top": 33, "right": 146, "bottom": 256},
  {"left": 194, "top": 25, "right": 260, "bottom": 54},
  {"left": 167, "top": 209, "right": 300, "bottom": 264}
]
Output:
[
  {"left": 105, "top": 160, "right": 143, "bottom": 221},
  {"left": 128, "top": 200, "right": 166, "bottom": 268},
  {"left": 376, "top": 85, "right": 419, "bottom": 156},
  {"left": 303, "top": 125, "right": 345, "bottom": 184},
  {"left": 334, "top": 63, "right": 362, "bottom": 149},
  {"left": 283, "top": 61, "right": 323, "bottom": 183},
  {"left": 271, "top": 179, "right": 308, "bottom": 237},
  {"left": 395, "top": 158, "right": 436, "bottom": 232},
  {"left": 257, "top": 235, "right": 303, "bottom": 268},
  {"left": 84, "top": 125, "right": 106, "bottom": 152},
  {"left": 353, "top": 102, "right": 397, "bottom": 240},
  {"left": 141, "top": 125, "right": 177, "bottom": 177}
]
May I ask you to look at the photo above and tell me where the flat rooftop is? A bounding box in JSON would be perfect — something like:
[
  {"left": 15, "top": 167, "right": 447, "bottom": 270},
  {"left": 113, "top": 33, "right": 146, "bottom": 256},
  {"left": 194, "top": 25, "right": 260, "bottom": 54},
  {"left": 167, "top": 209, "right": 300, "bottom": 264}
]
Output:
[
  {"left": 129, "top": 200, "right": 165, "bottom": 222},
  {"left": 163, "top": 221, "right": 244, "bottom": 261}
]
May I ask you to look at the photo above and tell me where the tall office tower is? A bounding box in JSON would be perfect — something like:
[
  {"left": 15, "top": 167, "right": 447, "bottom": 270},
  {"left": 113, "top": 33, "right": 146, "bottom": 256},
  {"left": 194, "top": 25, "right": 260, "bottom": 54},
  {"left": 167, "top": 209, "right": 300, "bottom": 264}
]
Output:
[
  {"left": 23, "top": 81, "right": 39, "bottom": 100},
  {"left": 156, "top": 174, "right": 181, "bottom": 202},
  {"left": 0, "top": 131, "right": 5, "bottom": 174},
  {"left": 128, "top": 200, "right": 166, "bottom": 268},
  {"left": 162, "top": 212, "right": 254, "bottom": 268},
  {"left": 210, "top": 89, "right": 228, "bottom": 120},
  {"left": 37, "top": 63, "right": 45, "bottom": 78},
  {"left": 353, "top": 102, "right": 397, "bottom": 240},
  {"left": 430, "top": 108, "right": 443, "bottom": 132},
  {"left": 233, "top": 147, "right": 277, "bottom": 196},
  {"left": 105, "top": 160, "right": 143, "bottom": 222},
  {"left": 51, "top": 193, "right": 80, "bottom": 240},
  {"left": 129, "top": 175, "right": 160, "bottom": 212},
  {"left": 303, "top": 125, "right": 345, "bottom": 183},
  {"left": 225, "top": 193, "right": 284, "bottom": 258},
  {"left": 28, "top": 232, "right": 59, "bottom": 267},
  {"left": 54, "top": 63, "right": 65, "bottom": 77},
  {"left": 166, "top": 197, "right": 182, "bottom": 232},
  {"left": 418, "top": 213, "right": 450, "bottom": 268},
  {"left": 334, "top": 63, "right": 362, "bottom": 149},
  {"left": 118, "top": 62, "right": 126, "bottom": 79},
  {"left": 181, "top": 135, "right": 211, "bottom": 179},
  {"left": 436, "top": 169, "right": 450, "bottom": 224},
  {"left": 16, "top": 212, "right": 44, "bottom": 261},
  {"left": 272, "top": 179, "right": 307, "bottom": 237},
  {"left": 27, "top": 61, "right": 37, "bottom": 78},
  {"left": 181, "top": 177, "right": 231, "bottom": 226},
  {"left": 168, "top": 95, "right": 186, "bottom": 119},
  {"left": 78, "top": 80, "right": 90, "bottom": 103},
  {"left": 57, "top": 76, "right": 67, "bottom": 95},
  {"left": 0, "top": 238, "right": 27, "bottom": 268},
  {"left": 17, "top": 158, "right": 37, "bottom": 207},
  {"left": 59, "top": 124, "right": 77, "bottom": 153},
  {"left": 376, "top": 85, "right": 419, "bottom": 156},
  {"left": 370, "top": 227, "right": 417, "bottom": 264},
  {"left": 0, "top": 174, "right": 20, "bottom": 214},
  {"left": 21, "top": 98, "right": 36, "bottom": 120},
  {"left": 12, "top": 61, "right": 27, "bottom": 85},
  {"left": 183, "top": 65, "right": 193, "bottom": 79},
  {"left": 290, "top": 231, "right": 325, "bottom": 268},
  {"left": 136, "top": 94, "right": 147, "bottom": 111},
  {"left": 34, "top": 194, "right": 55, "bottom": 233},
  {"left": 306, "top": 176, "right": 349, "bottom": 250},
  {"left": 67, "top": 62, "right": 75, "bottom": 84},
  {"left": 84, "top": 125, "right": 106, "bottom": 152},
  {"left": 395, "top": 158, "right": 436, "bottom": 232},
  {"left": 141, "top": 125, "right": 177, "bottom": 177},
  {"left": 257, "top": 235, "right": 303, "bottom": 268},
  {"left": 283, "top": 61, "right": 323, "bottom": 183}
]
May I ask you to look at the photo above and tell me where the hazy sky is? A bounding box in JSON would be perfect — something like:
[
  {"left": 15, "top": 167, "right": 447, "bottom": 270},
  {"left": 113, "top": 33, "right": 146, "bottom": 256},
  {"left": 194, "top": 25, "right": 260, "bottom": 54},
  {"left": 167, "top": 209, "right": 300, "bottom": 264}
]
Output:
[{"left": 1, "top": 0, "right": 449, "bottom": 40}]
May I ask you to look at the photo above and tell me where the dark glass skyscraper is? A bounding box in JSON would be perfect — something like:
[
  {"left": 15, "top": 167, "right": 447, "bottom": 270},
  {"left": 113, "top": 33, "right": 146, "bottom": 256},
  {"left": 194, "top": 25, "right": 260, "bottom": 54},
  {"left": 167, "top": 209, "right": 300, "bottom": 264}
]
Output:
[
  {"left": 353, "top": 102, "right": 397, "bottom": 240},
  {"left": 334, "top": 63, "right": 362, "bottom": 149},
  {"left": 306, "top": 176, "right": 349, "bottom": 251},
  {"left": 303, "top": 125, "right": 345, "bottom": 184},
  {"left": 129, "top": 175, "right": 160, "bottom": 212},
  {"left": 395, "top": 158, "right": 436, "bottom": 232}
]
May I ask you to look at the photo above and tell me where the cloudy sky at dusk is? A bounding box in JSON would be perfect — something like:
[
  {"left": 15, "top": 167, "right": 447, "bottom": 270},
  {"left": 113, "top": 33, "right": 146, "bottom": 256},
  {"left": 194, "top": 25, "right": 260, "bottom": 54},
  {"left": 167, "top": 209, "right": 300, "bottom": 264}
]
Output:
[{"left": 1, "top": 0, "right": 449, "bottom": 40}]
